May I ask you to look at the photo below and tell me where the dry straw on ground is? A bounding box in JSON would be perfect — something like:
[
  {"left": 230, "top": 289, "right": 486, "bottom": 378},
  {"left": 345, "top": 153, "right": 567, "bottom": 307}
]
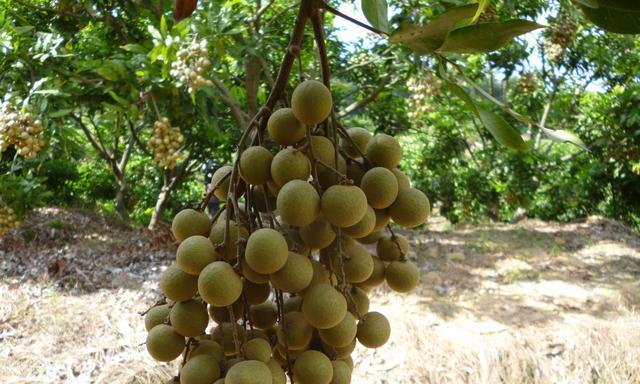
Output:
[{"left": 1, "top": 208, "right": 639, "bottom": 383}]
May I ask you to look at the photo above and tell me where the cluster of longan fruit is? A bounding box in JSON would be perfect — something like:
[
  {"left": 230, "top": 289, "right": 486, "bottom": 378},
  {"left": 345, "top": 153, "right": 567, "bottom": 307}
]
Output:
[
  {"left": 0, "top": 202, "right": 18, "bottom": 237},
  {"left": 0, "top": 102, "right": 44, "bottom": 159},
  {"left": 144, "top": 79, "right": 429, "bottom": 384},
  {"left": 516, "top": 71, "right": 537, "bottom": 94},
  {"left": 149, "top": 117, "right": 186, "bottom": 169},
  {"left": 544, "top": 16, "right": 576, "bottom": 63},
  {"left": 171, "top": 42, "right": 214, "bottom": 94},
  {"left": 406, "top": 74, "right": 441, "bottom": 119}
]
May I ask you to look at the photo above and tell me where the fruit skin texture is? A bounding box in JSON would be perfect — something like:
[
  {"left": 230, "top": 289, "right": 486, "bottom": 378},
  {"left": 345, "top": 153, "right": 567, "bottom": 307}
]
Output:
[
  {"left": 302, "top": 283, "right": 347, "bottom": 329},
  {"left": 243, "top": 338, "right": 272, "bottom": 363},
  {"left": 146, "top": 324, "right": 185, "bottom": 362},
  {"left": 267, "top": 108, "right": 306, "bottom": 146},
  {"left": 365, "top": 134, "right": 402, "bottom": 169},
  {"left": 376, "top": 234, "right": 409, "bottom": 262},
  {"left": 299, "top": 216, "right": 336, "bottom": 249},
  {"left": 180, "top": 354, "right": 220, "bottom": 384},
  {"left": 209, "top": 220, "right": 247, "bottom": 261},
  {"left": 145, "top": 304, "right": 170, "bottom": 331},
  {"left": 338, "top": 238, "right": 374, "bottom": 284},
  {"left": 357, "top": 229, "right": 383, "bottom": 245},
  {"left": 308, "top": 135, "right": 336, "bottom": 169},
  {"left": 319, "top": 311, "right": 357, "bottom": 348},
  {"left": 212, "top": 323, "right": 246, "bottom": 356},
  {"left": 341, "top": 127, "right": 372, "bottom": 158},
  {"left": 293, "top": 350, "right": 334, "bottom": 384},
  {"left": 176, "top": 235, "right": 217, "bottom": 275},
  {"left": 245, "top": 228, "right": 289, "bottom": 274},
  {"left": 391, "top": 168, "right": 411, "bottom": 189},
  {"left": 225, "top": 360, "right": 273, "bottom": 384},
  {"left": 359, "top": 256, "right": 385, "bottom": 288},
  {"left": 240, "top": 146, "right": 273, "bottom": 185},
  {"left": 347, "top": 286, "right": 370, "bottom": 315},
  {"left": 356, "top": 311, "right": 391, "bottom": 348},
  {"left": 270, "top": 252, "right": 313, "bottom": 293},
  {"left": 385, "top": 260, "right": 420, "bottom": 293},
  {"left": 211, "top": 165, "right": 232, "bottom": 200},
  {"left": 170, "top": 299, "right": 209, "bottom": 337},
  {"left": 330, "top": 360, "right": 352, "bottom": 384},
  {"left": 342, "top": 205, "right": 375, "bottom": 239},
  {"left": 209, "top": 299, "right": 244, "bottom": 324},
  {"left": 360, "top": 167, "right": 399, "bottom": 209},
  {"left": 160, "top": 264, "right": 198, "bottom": 302},
  {"left": 388, "top": 188, "right": 430, "bottom": 228},
  {"left": 267, "top": 359, "right": 287, "bottom": 384},
  {"left": 188, "top": 340, "right": 223, "bottom": 362},
  {"left": 276, "top": 311, "right": 313, "bottom": 350},
  {"left": 321, "top": 185, "right": 368, "bottom": 228},
  {"left": 198, "top": 261, "right": 243, "bottom": 307},
  {"left": 291, "top": 80, "right": 332, "bottom": 125},
  {"left": 270, "top": 148, "right": 311, "bottom": 187},
  {"left": 277, "top": 180, "right": 321, "bottom": 227},
  {"left": 372, "top": 209, "right": 390, "bottom": 231},
  {"left": 171, "top": 209, "right": 211, "bottom": 242}
]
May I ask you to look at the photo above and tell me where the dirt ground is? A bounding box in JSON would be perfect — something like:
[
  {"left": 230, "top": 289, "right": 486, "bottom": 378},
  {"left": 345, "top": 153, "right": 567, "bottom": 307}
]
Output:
[{"left": 1, "top": 208, "right": 639, "bottom": 384}]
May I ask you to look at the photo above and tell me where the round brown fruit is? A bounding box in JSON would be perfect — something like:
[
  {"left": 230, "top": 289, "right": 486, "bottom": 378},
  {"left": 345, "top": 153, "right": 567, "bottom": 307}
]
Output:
[
  {"left": 249, "top": 301, "right": 278, "bottom": 329},
  {"left": 321, "top": 185, "right": 368, "bottom": 228},
  {"left": 293, "top": 350, "right": 334, "bottom": 384},
  {"left": 388, "top": 188, "right": 430, "bottom": 228},
  {"left": 245, "top": 228, "right": 289, "bottom": 274},
  {"left": 210, "top": 165, "right": 232, "bottom": 201},
  {"left": 356, "top": 311, "right": 391, "bottom": 348},
  {"left": 176, "top": 235, "right": 216, "bottom": 275},
  {"left": 376, "top": 234, "right": 409, "bottom": 262},
  {"left": 299, "top": 216, "right": 336, "bottom": 249},
  {"left": 360, "top": 167, "right": 399, "bottom": 209},
  {"left": 160, "top": 264, "right": 198, "bottom": 302},
  {"left": 365, "top": 134, "right": 402, "bottom": 169},
  {"left": 243, "top": 338, "right": 272, "bottom": 363},
  {"left": 144, "top": 304, "right": 170, "bottom": 331},
  {"left": 239, "top": 146, "right": 273, "bottom": 186},
  {"left": 243, "top": 278, "right": 271, "bottom": 305},
  {"left": 341, "top": 127, "right": 372, "bottom": 158},
  {"left": 267, "top": 107, "right": 306, "bottom": 146},
  {"left": 318, "top": 311, "right": 357, "bottom": 348},
  {"left": 277, "top": 180, "right": 320, "bottom": 227},
  {"left": 171, "top": 208, "right": 211, "bottom": 242},
  {"left": 302, "top": 283, "right": 347, "bottom": 329},
  {"left": 385, "top": 260, "right": 420, "bottom": 293},
  {"left": 198, "top": 261, "right": 242, "bottom": 307},
  {"left": 342, "top": 205, "right": 375, "bottom": 239},
  {"left": 276, "top": 311, "right": 313, "bottom": 350},
  {"left": 146, "top": 324, "right": 185, "bottom": 362},
  {"left": 212, "top": 323, "right": 246, "bottom": 356},
  {"left": 179, "top": 354, "right": 220, "bottom": 384},
  {"left": 330, "top": 360, "right": 352, "bottom": 384},
  {"left": 291, "top": 80, "right": 333, "bottom": 125},
  {"left": 271, "top": 148, "right": 311, "bottom": 188},
  {"left": 225, "top": 360, "right": 272, "bottom": 384},
  {"left": 170, "top": 299, "right": 209, "bottom": 337},
  {"left": 270, "top": 251, "right": 313, "bottom": 293}
]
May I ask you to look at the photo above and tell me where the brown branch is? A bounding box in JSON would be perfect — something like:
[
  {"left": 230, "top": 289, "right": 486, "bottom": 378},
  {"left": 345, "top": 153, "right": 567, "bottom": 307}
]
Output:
[
  {"left": 336, "top": 78, "right": 395, "bottom": 118},
  {"left": 212, "top": 78, "right": 250, "bottom": 126},
  {"left": 322, "top": 2, "right": 388, "bottom": 36},
  {"left": 245, "top": 56, "right": 261, "bottom": 118},
  {"left": 71, "top": 113, "right": 111, "bottom": 161}
]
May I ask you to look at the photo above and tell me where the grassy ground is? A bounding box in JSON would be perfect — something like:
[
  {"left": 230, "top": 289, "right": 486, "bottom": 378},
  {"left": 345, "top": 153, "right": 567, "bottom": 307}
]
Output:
[{"left": 1, "top": 208, "right": 639, "bottom": 384}]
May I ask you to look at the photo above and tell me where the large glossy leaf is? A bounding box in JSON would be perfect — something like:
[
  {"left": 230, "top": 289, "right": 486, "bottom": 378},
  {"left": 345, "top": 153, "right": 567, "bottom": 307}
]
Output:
[
  {"left": 597, "top": 0, "right": 640, "bottom": 11},
  {"left": 444, "top": 79, "right": 527, "bottom": 150},
  {"left": 580, "top": 4, "right": 640, "bottom": 34},
  {"left": 438, "top": 20, "right": 543, "bottom": 53},
  {"left": 390, "top": 4, "right": 477, "bottom": 54},
  {"left": 573, "top": 0, "right": 599, "bottom": 8},
  {"left": 541, "top": 128, "right": 588, "bottom": 151},
  {"left": 477, "top": 109, "right": 528, "bottom": 150},
  {"left": 361, "top": 0, "right": 390, "bottom": 34}
]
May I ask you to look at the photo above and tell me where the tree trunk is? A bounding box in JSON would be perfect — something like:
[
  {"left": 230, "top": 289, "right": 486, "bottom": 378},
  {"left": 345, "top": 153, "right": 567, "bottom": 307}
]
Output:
[
  {"left": 115, "top": 182, "right": 129, "bottom": 221},
  {"left": 148, "top": 184, "right": 171, "bottom": 230}
]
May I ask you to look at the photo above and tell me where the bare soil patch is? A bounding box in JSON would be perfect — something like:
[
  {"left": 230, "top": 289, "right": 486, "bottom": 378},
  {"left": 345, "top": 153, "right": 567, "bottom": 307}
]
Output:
[{"left": 1, "top": 209, "right": 639, "bottom": 383}]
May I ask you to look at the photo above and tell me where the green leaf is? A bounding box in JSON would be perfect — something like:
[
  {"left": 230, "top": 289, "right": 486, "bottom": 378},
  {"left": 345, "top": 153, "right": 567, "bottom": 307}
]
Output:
[
  {"left": 439, "top": 20, "right": 543, "bottom": 53},
  {"left": 121, "top": 44, "right": 147, "bottom": 53},
  {"left": 597, "top": 0, "right": 640, "bottom": 11},
  {"left": 541, "top": 128, "right": 589, "bottom": 151},
  {"left": 573, "top": 0, "right": 599, "bottom": 8},
  {"left": 108, "top": 91, "right": 130, "bottom": 107},
  {"left": 478, "top": 109, "right": 528, "bottom": 150},
  {"left": 95, "top": 67, "right": 119, "bottom": 81},
  {"left": 471, "top": 0, "right": 492, "bottom": 23},
  {"left": 579, "top": 4, "right": 640, "bottom": 34},
  {"left": 361, "top": 0, "right": 390, "bottom": 34},
  {"left": 49, "top": 109, "right": 72, "bottom": 118},
  {"left": 443, "top": 78, "right": 526, "bottom": 151},
  {"left": 390, "top": 4, "right": 478, "bottom": 54}
]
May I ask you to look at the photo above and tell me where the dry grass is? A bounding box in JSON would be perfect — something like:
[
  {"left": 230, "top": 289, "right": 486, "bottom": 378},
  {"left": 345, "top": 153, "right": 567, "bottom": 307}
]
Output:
[{"left": 1, "top": 209, "right": 639, "bottom": 383}]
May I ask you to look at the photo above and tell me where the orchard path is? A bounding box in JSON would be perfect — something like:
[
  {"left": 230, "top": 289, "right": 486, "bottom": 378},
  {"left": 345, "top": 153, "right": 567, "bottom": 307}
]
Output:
[{"left": 1, "top": 208, "right": 639, "bottom": 383}]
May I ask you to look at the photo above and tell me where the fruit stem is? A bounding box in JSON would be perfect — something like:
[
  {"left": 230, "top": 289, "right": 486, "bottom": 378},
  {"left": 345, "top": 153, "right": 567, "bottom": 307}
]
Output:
[{"left": 322, "top": 2, "right": 389, "bottom": 37}]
